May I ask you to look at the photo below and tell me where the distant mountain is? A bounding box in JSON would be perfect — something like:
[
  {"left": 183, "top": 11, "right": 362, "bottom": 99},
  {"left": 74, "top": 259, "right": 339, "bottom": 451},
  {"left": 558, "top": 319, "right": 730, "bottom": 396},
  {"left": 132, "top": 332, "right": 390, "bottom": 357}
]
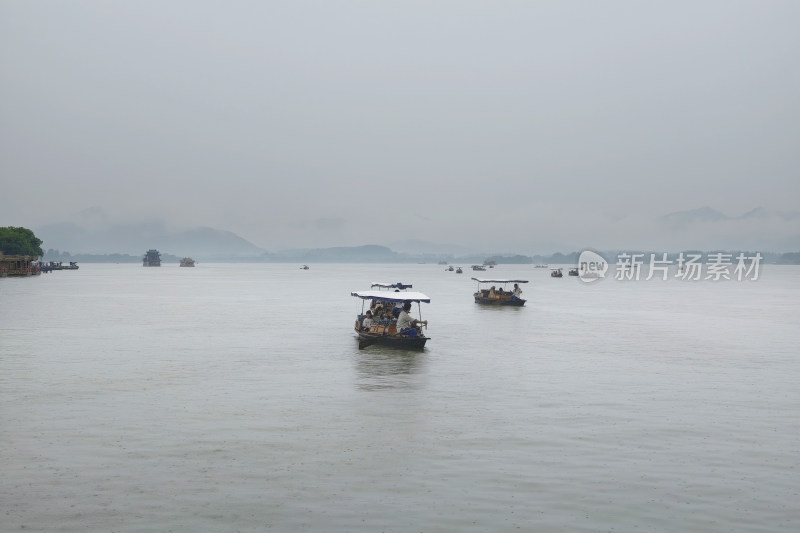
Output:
[
  {"left": 388, "top": 239, "right": 473, "bottom": 256},
  {"left": 275, "top": 245, "right": 402, "bottom": 262},
  {"left": 659, "top": 206, "right": 800, "bottom": 229},
  {"left": 34, "top": 219, "right": 266, "bottom": 258},
  {"left": 659, "top": 206, "right": 729, "bottom": 229},
  {"left": 738, "top": 207, "right": 800, "bottom": 221},
  {"left": 160, "top": 227, "right": 266, "bottom": 257}
]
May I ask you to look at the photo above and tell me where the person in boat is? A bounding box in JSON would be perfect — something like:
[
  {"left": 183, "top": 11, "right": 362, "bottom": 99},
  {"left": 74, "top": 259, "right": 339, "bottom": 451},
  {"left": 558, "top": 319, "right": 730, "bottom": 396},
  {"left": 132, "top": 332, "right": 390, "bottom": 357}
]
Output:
[
  {"left": 361, "top": 310, "right": 374, "bottom": 331},
  {"left": 397, "top": 301, "right": 427, "bottom": 336},
  {"left": 512, "top": 283, "right": 523, "bottom": 300},
  {"left": 489, "top": 286, "right": 496, "bottom": 298}
]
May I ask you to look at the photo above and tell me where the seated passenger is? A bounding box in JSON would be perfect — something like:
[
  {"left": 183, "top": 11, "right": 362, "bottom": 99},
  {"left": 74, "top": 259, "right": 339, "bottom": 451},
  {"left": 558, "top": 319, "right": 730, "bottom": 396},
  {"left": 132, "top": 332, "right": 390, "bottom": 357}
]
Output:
[
  {"left": 396, "top": 302, "right": 427, "bottom": 336},
  {"left": 362, "top": 310, "right": 373, "bottom": 331}
]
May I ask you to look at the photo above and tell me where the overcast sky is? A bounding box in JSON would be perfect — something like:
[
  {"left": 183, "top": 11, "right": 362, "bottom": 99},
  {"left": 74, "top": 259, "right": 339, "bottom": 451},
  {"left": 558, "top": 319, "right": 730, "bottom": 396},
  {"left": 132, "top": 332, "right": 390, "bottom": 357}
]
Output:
[{"left": 1, "top": 1, "right": 798, "bottom": 253}]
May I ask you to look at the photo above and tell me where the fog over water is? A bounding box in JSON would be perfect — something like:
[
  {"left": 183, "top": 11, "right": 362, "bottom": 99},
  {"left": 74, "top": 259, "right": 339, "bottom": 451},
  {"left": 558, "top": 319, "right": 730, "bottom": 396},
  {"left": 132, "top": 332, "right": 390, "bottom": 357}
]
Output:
[{"left": 2, "top": 2, "right": 799, "bottom": 252}]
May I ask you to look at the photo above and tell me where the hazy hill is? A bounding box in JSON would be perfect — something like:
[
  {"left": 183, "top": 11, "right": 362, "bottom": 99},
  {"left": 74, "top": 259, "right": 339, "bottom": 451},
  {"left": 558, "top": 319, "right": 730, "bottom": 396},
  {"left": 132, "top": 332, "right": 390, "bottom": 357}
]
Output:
[
  {"left": 275, "top": 245, "right": 402, "bottom": 263},
  {"left": 388, "top": 239, "right": 473, "bottom": 256},
  {"left": 35, "top": 220, "right": 266, "bottom": 258},
  {"left": 660, "top": 206, "right": 800, "bottom": 229},
  {"left": 659, "top": 206, "right": 729, "bottom": 229}
]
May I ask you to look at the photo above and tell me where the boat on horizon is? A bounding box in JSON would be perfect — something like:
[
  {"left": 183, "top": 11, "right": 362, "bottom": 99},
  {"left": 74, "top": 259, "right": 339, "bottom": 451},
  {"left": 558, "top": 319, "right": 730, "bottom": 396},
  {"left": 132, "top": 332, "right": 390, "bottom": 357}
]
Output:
[
  {"left": 180, "top": 257, "right": 195, "bottom": 267},
  {"left": 143, "top": 249, "right": 161, "bottom": 267},
  {"left": 472, "top": 278, "right": 528, "bottom": 306},
  {"left": 44, "top": 261, "right": 79, "bottom": 270}
]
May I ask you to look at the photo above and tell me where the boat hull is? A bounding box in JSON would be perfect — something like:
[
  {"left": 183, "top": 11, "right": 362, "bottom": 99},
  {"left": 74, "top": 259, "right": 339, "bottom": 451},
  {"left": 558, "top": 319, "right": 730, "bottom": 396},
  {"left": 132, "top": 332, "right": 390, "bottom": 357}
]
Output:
[
  {"left": 473, "top": 294, "right": 526, "bottom": 306},
  {"left": 355, "top": 328, "right": 428, "bottom": 349}
]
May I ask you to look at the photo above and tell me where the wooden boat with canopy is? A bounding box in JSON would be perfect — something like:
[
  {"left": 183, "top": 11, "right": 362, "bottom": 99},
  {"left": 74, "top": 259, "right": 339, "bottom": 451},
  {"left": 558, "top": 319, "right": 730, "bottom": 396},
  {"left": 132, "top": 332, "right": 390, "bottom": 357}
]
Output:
[
  {"left": 352, "top": 282, "right": 430, "bottom": 349},
  {"left": 472, "top": 278, "right": 529, "bottom": 306}
]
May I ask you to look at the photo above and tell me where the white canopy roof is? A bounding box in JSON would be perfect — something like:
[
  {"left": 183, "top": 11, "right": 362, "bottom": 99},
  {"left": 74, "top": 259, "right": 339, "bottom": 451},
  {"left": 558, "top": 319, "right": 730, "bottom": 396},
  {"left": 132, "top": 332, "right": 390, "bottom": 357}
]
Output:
[
  {"left": 471, "top": 278, "right": 529, "bottom": 284},
  {"left": 351, "top": 290, "right": 430, "bottom": 303}
]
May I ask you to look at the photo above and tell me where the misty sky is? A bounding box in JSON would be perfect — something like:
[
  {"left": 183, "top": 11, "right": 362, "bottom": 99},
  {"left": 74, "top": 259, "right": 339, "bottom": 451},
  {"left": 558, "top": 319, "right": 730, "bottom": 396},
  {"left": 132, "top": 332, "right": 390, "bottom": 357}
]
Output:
[{"left": 1, "top": 1, "right": 798, "bottom": 253}]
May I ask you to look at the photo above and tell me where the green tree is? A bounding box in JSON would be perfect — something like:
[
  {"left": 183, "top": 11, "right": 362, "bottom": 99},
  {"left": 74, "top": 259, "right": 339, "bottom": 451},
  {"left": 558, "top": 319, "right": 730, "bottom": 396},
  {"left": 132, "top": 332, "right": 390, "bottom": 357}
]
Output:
[{"left": 0, "top": 227, "right": 44, "bottom": 256}]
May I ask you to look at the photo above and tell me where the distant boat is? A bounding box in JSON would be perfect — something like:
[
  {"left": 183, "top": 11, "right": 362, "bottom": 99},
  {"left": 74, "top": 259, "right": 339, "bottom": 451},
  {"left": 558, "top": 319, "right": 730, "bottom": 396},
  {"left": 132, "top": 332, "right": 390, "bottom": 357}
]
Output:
[
  {"left": 471, "top": 265, "right": 486, "bottom": 271},
  {"left": 300, "top": 265, "right": 309, "bottom": 270},
  {"left": 446, "top": 266, "right": 454, "bottom": 271},
  {"left": 455, "top": 267, "right": 463, "bottom": 274},
  {"left": 143, "top": 249, "right": 161, "bottom": 267},
  {"left": 43, "top": 261, "right": 79, "bottom": 270},
  {"left": 568, "top": 268, "right": 579, "bottom": 276},
  {"left": 472, "top": 278, "right": 528, "bottom": 306},
  {"left": 180, "top": 257, "right": 196, "bottom": 267},
  {"left": 534, "top": 264, "right": 549, "bottom": 268},
  {"left": 551, "top": 268, "right": 563, "bottom": 278}
]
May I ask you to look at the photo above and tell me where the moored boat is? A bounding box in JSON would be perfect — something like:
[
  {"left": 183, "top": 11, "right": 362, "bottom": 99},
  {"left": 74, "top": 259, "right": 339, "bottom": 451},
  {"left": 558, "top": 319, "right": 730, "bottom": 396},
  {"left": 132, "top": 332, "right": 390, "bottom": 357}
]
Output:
[
  {"left": 472, "top": 278, "right": 528, "bottom": 306},
  {"left": 41, "top": 261, "right": 79, "bottom": 270},
  {"left": 352, "top": 285, "right": 430, "bottom": 350},
  {"left": 568, "top": 267, "right": 579, "bottom": 276}
]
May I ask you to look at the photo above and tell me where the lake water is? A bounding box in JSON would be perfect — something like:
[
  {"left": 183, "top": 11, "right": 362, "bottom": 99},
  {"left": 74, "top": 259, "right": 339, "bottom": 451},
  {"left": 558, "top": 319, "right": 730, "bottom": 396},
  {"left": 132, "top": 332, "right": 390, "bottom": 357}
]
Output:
[{"left": 1, "top": 263, "right": 798, "bottom": 532}]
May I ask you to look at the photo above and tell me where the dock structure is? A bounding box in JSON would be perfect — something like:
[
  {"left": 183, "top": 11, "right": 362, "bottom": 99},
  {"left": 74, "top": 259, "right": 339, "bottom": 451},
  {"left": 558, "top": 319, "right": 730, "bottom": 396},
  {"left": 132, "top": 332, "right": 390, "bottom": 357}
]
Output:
[
  {"left": 0, "top": 253, "right": 41, "bottom": 277},
  {"left": 39, "top": 261, "right": 79, "bottom": 272}
]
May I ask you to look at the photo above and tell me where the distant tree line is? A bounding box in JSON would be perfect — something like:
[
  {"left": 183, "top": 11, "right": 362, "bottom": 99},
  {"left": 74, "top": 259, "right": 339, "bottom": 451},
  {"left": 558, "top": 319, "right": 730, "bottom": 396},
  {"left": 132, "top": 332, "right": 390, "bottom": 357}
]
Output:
[
  {"left": 0, "top": 227, "right": 43, "bottom": 256},
  {"left": 43, "top": 250, "right": 182, "bottom": 263},
  {"left": 31, "top": 244, "right": 800, "bottom": 265},
  {"left": 776, "top": 252, "right": 800, "bottom": 265}
]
